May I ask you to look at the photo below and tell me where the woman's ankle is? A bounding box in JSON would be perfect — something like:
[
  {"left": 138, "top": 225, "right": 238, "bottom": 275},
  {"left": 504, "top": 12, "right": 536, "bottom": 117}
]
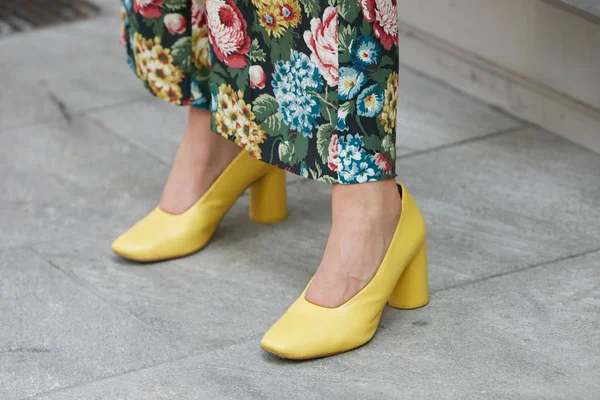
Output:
[
  {"left": 331, "top": 179, "right": 401, "bottom": 222},
  {"left": 305, "top": 179, "right": 402, "bottom": 307},
  {"left": 159, "top": 109, "right": 241, "bottom": 214}
]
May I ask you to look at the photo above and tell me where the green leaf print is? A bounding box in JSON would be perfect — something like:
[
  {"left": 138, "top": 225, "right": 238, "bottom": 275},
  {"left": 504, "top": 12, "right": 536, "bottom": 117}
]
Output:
[
  {"left": 123, "top": 0, "right": 398, "bottom": 182},
  {"left": 179, "top": 57, "right": 192, "bottom": 74},
  {"left": 361, "top": 134, "right": 383, "bottom": 152},
  {"left": 339, "top": 25, "right": 356, "bottom": 53},
  {"left": 292, "top": 134, "right": 309, "bottom": 164},
  {"left": 210, "top": 73, "right": 226, "bottom": 88},
  {"left": 211, "top": 63, "right": 230, "bottom": 80},
  {"left": 326, "top": 88, "right": 337, "bottom": 105},
  {"left": 301, "top": 0, "right": 322, "bottom": 18},
  {"left": 313, "top": 162, "right": 323, "bottom": 179},
  {"left": 194, "top": 67, "right": 211, "bottom": 82},
  {"left": 339, "top": 0, "right": 360, "bottom": 22},
  {"left": 249, "top": 39, "right": 266, "bottom": 63},
  {"left": 340, "top": 100, "right": 355, "bottom": 116},
  {"left": 320, "top": 175, "right": 339, "bottom": 184},
  {"left": 170, "top": 37, "right": 192, "bottom": 64},
  {"left": 278, "top": 140, "right": 295, "bottom": 164},
  {"left": 320, "top": 108, "right": 334, "bottom": 125},
  {"left": 309, "top": 162, "right": 326, "bottom": 181},
  {"left": 153, "top": 19, "right": 165, "bottom": 37},
  {"left": 339, "top": 51, "right": 351, "bottom": 64},
  {"left": 381, "top": 134, "right": 395, "bottom": 155},
  {"left": 235, "top": 66, "right": 249, "bottom": 92},
  {"left": 164, "top": 0, "right": 188, "bottom": 10},
  {"left": 252, "top": 94, "right": 279, "bottom": 122},
  {"left": 361, "top": 20, "right": 371, "bottom": 37},
  {"left": 315, "top": 88, "right": 338, "bottom": 125},
  {"left": 316, "top": 123, "right": 335, "bottom": 164},
  {"left": 270, "top": 31, "right": 293, "bottom": 62},
  {"left": 251, "top": 19, "right": 270, "bottom": 47},
  {"left": 376, "top": 118, "right": 386, "bottom": 136},
  {"left": 142, "top": 18, "right": 164, "bottom": 38},
  {"left": 380, "top": 55, "right": 396, "bottom": 68},
  {"left": 262, "top": 114, "right": 289, "bottom": 138},
  {"left": 369, "top": 68, "right": 393, "bottom": 85},
  {"left": 126, "top": 13, "right": 142, "bottom": 32}
]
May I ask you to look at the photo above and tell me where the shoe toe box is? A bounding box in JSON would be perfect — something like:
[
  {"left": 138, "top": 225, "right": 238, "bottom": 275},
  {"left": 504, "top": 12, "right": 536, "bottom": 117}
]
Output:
[{"left": 260, "top": 300, "right": 366, "bottom": 360}]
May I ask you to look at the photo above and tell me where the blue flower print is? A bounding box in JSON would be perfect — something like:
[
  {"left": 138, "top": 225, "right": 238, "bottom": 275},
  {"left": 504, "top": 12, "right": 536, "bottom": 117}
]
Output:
[
  {"left": 353, "top": 158, "right": 382, "bottom": 183},
  {"left": 339, "top": 66, "right": 367, "bottom": 101},
  {"left": 272, "top": 51, "right": 323, "bottom": 138},
  {"left": 121, "top": 0, "right": 401, "bottom": 184},
  {"left": 210, "top": 84, "right": 218, "bottom": 112},
  {"left": 208, "top": 46, "right": 215, "bottom": 68},
  {"left": 300, "top": 162, "right": 309, "bottom": 178},
  {"left": 337, "top": 102, "right": 352, "bottom": 132},
  {"left": 356, "top": 84, "right": 384, "bottom": 117},
  {"left": 350, "top": 36, "right": 382, "bottom": 71},
  {"left": 337, "top": 134, "right": 382, "bottom": 183},
  {"left": 127, "top": 55, "right": 136, "bottom": 73},
  {"left": 191, "top": 80, "right": 210, "bottom": 109},
  {"left": 347, "top": 134, "right": 364, "bottom": 149},
  {"left": 122, "top": 0, "right": 133, "bottom": 12}
]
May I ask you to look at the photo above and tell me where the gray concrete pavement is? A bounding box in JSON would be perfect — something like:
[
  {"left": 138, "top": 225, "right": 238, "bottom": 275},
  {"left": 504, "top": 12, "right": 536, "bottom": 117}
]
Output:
[{"left": 1, "top": 3, "right": 599, "bottom": 399}]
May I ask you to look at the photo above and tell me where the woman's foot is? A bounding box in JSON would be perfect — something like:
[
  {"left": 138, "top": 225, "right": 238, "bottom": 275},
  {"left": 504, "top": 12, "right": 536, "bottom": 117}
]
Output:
[
  {"left": 305, "top": 179, "right": 402, "bottom": 308},
  {"left": 159, "top": 107, "right": 241, "bottom": 215},
  {"left": 111, "top": 112, "right": 286, "bottom": 262}
]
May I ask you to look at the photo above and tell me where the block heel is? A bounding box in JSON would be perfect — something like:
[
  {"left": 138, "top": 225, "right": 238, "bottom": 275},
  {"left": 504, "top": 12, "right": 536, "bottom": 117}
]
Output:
[
  {"left": 388, "top": 242, "right": 429, "bottom": 310},
  {"left": 249, "top": 167, "right": 288, "bottom": 224}
]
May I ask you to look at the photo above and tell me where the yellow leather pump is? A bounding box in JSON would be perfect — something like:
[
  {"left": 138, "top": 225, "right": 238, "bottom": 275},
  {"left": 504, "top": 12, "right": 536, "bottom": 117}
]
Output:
[
  {"left": 111, "top": 151, "right": 287, "bottom": 262},
  {"left": 260, "top": 183, "right": 428, "bottom": 359}
]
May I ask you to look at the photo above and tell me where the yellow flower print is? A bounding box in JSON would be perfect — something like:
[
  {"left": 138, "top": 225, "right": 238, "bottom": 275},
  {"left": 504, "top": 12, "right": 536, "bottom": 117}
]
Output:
[
  {"left": 158, "top": 85, "right": 184, "bottom": 104},
  {"left": 379, "top": 71, "right": 398, "bottom": 134},
  {"left": 192, "top": 25, "right": 211, "bottom": 69},
  {"left": 132, "top": 33, "right": 154, "bottom": 80},
  {"left": 213, "top": 84, "right": 267, "bottom": 158},
  {"left": 149, "top": 72, "right": 183, "bottom": 104},
  {"left": 277, "top": 0, "right": 301, "bottom": 29},
  {"left": 235, "top": 123, "right": 268, "bottom": 159},
  {"left": 132, "top": 35, "right": 185, "bottom": 104},
  {"left": 253, "top": 0, "right": 287, "bottom": 38}
]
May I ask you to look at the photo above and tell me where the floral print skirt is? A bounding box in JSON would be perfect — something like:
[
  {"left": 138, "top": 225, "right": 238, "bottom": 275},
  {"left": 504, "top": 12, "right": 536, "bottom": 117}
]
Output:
[{"left": 121, "top": 0, "right": 399, "bottom": 183}]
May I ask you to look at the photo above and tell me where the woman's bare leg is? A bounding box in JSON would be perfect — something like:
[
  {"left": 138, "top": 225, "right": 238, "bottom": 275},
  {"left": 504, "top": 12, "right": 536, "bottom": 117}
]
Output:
[
  {"left": 159, "top": 107, "right": 241, "bottom": 214},
  {"left": 305, "top": 179, "right": 402, "bottom": 307}
]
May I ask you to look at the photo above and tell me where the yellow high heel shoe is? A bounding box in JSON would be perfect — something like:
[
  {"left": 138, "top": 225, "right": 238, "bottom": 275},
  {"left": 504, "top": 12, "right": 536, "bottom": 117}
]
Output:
[
  {"left": 260, "top": 183, "right": 428, "bottom": 359},
  {"left": 111, "top": 151, "right": 287, "bottom": 262}
]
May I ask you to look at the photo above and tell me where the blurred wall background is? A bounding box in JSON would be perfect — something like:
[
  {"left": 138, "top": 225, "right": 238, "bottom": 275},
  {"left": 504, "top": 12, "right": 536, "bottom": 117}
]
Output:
[{"left": 397, "top": 0, "right": 600, "bottom": 154}]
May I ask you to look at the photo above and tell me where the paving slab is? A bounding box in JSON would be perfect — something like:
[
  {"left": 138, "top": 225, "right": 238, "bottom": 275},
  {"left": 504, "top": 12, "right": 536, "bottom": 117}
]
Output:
[
  {"left": 0, "top": 16, "right": 145, "bottom": 132},
  {"left": 31, "top": 182, "right": 330, "bottom": 354},
  {"left": 34, "top": 354, "right": 404, "bottom": 400},
  {"left": 85, "top": 99, "right": 305, "bottom": 183},
  {"left": 86, "top": 98, "right": 188, "bottom": 165},
  {"left": 396, "top": 67, "right": 523, "bottom": 155},
  {"left": 397, "top": 126, "right": 600, "bottom": 288},
  {"left": 0, "top": 248, "right": 180, "bottom": 400},
  {"left": 34, "top": 250, "right": 600, "bottom": 400},
  {"left": 89, "top": 0, "right": 123, "bottom": 16},
  {"left": 0, "top": 116, "right": 169, "bottom": 248},
  {"left": 31, "top": 126, "right": 600, "bottom": 359},
  {"left": 1, "top": 3, "right": 596, "bottom": 399}
]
